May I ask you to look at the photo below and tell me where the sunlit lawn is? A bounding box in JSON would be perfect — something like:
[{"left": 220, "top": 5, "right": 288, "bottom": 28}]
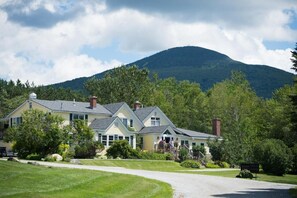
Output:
[{"left": 0, "top": 160, "right": 172, "bottom": 198}]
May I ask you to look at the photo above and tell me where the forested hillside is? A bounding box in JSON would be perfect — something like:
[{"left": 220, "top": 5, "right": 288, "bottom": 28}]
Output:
[{"left": 53, "top": 46, "right": 294, "bottom": 98}]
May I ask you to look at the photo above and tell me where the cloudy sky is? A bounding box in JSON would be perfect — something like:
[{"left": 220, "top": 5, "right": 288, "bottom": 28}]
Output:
[{"left": 0, "top": 0, "right": 296, "bottom": 85}]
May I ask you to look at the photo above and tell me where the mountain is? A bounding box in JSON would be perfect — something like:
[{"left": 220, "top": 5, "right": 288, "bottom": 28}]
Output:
[{"left": 53, "top": 46, "right": 294, "bottom": 98}]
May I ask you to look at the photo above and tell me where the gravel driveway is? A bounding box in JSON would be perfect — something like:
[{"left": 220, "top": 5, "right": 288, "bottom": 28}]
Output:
[{"left": 24, "top": 161, "right": 296, "bottom": 198}]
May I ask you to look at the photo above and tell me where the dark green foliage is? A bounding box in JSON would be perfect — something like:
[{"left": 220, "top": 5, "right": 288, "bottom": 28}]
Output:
[
  {"left": 290, "top": 144, "right": 297, "bottom": 174},
  {"left": 4, "top": 109, "right": 65, "bottom": 158},
  {"left": 254, "top": 139, "right": 293, "bottom": 176},
  {"left": 180, "top": 160, "right": 200, "bottom": 168},
  {"left": 236, "top": 169, "right": 254, "bottom": 179},
  {"left": 208, "top": 139, "right": 224, "bottom": 162},
  {"left": 192, "top": 145, "right": 206, "bottom": 158},
  {"left": 74, "top": 143, "right": 97, "bottom": 158},
  {"left": 106, "top": 140, "right": 140, "bottom": 159},
  {"left": 178, "top": 147, "right": 189, "bottom": 162}
]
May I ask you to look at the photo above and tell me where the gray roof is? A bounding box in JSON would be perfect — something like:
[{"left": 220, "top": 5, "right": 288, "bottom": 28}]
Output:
[
  {"left": 139, "top": 125, "right": 170, "bottom": 134},
  {"left": 175, "top": 128, "right": 218, "bottom": 139},
  {"left": 89, "top": 117, "right": 117, "bottom": 130},
  {"left": 103, "top": 102, "right": 125, "bottom": 114},
  {"left": 32, "top": 99, "right": 112, "bottom": 115},
  {"left": 134, "top": 106, "right": 157, "bottom": 121}
]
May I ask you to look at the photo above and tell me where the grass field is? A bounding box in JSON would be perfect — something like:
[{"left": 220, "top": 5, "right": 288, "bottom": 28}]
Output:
[
  {"left": 81, "top": 159, "right": 297, "bottom": 185},
  {"left": 81, "top": 159, "right": 189, "bottom": 172},
  {"left": 0, "top": 160, "right": 172, "bottom": 198}
]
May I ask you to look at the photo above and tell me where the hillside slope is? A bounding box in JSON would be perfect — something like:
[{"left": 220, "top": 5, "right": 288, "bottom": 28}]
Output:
[{"left": 53, "top": 46, "right": 294, "bottom": 98}]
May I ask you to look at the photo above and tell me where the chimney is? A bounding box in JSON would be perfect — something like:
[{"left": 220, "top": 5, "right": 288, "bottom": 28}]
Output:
[
  {"left": 90, "top": 96, "right": 97, "bottom": 109},
  {"left": 134, "top": 101, "right": 141, "bottom": 110},
  {"left": 212, "top": 118, "right": 221, "bottom": 136}
]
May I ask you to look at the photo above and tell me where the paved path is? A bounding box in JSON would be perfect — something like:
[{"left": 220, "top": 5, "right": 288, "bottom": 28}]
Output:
[{"left": 21, "top": 160, "right": 296, "bottom": 198}]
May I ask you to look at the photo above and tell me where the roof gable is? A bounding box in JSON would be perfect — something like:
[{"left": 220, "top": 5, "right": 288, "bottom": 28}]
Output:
[
  {"left": 135, "top": 106, "right": 175, "bottom": 127},
  {"left": 103, "top": 102, "right": 125, "bottom": 114}
]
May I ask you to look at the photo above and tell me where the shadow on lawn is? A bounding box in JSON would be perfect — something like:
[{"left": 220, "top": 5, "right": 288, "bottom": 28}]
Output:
[{"left": 212, "top": 188, "right": 291, "bottom": 198}]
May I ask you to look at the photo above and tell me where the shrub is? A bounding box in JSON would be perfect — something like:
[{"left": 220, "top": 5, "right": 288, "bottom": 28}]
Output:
[
  {"left": 205, "top": 162, "right": 220, "bottom": 168},
  {"left": 254, "top": 139, "right": 293, "bottom": 176},
  {"left": 62, "top": 150, "right": 75, "bottom": 162},
  {"left": 208, "top": 139, "right": 224, "bottom": 161},
  {"left": 192, "top": 145, "right": 206, "bottom": 159},
  {"left": 74, "top": 142, "right": 100, "bottom": 158},
  {"left": 26, "top": 153, "right": 42, "bottom": 160},
  {"left": 106, "top": 140, "right": 140, "bottom": 159},
  {"left": 180, "top": 160, "right": 200, "bottom": 168},
  {"left": 236, "top": 169, "right": 254, "bottom": 179},
  {"left": 165, "top": 153, "right": 174, "bottom": 160},
  {"left": 217, "top": 161, "right": 230, "bottom": 168},
  {"left": 44, "top": 155, "right": 56, "bottom": 162},
  {"left": 179, "top": 147, "right": 189, "bottom": 162}
]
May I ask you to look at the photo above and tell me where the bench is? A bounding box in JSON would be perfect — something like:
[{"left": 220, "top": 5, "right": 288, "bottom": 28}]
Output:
[{"left": 240, "top": 163, "right": 259, "bottom": 173}]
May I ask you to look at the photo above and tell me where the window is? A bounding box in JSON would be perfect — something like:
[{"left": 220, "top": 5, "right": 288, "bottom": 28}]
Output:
[
  {"left": 130, "top": 135, "right": 134, "bottom": 147},
  {"left": 200, "top": 143, "right": 205, "bottom": 147},
  {"left": 130, "top": 119, "right": 133, "bottom": 127},
  {"left": 102, "top": 135, "right": 107, "bottom": 146},
  {"left": 70, "top": 113, "right": 88, "bottom": 123},
  {"left": 122, "top": 118, "right": 128, "bottom": 127},
  {"left": 151, "top": 117, "right": 160, "bottom": 126},
  {"left": 11, "top": 117, "right": 22, "bottom": 127},
  {"left": 98, "top": 133, "right": 102, "bottom": 142},
  {"left": 114, "top": 134, "right": 118, "bottom": 141},
  {"left": 119, "top": 136, "right": 123, "bottom": 140},
  {"left": 181, "top": 140, "right": 189, "bottom": 147},
  {"left": 109, "top": 135, "right": 114, "bottom": 146},
  {"left": 192, "top": 142, "right": 196, "bottom": 147},
  {"left": 125, "top": 136, "right": 129, "bottom": 144}
]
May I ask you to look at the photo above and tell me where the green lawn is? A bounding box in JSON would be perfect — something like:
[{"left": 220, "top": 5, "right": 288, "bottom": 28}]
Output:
[
  {"left": 0, "top": 160, "right": 172, "bottom": 198},
  {"left": 81, "top": 159, "right": 189, "bottom": 172}
]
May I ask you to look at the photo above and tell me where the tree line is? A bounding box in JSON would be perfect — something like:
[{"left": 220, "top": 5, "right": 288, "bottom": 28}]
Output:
[{"left": 1, "top": 44, "right": 296, "bottom": 175}]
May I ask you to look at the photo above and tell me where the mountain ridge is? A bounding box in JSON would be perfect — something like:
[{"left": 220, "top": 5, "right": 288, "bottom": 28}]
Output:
[{"left": 52, "top": 46, "right": 294, "bottom": 98}]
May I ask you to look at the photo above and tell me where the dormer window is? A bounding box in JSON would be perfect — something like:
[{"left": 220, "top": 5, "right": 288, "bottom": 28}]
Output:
[
  {"left": 151, "top": 117, "right": 160, "bottom": 126},
  {"left": 122, "top": 118, "right": 128, "bottom": 127}
]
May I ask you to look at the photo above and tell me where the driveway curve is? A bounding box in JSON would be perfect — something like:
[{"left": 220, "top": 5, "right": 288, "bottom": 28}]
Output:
[{"left": 25, "top": 161, "right": 296, "bottom": 198}]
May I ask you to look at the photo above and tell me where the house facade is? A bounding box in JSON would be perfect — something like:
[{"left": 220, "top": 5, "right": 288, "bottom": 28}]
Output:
[{"left": 0, "top": 93, "right": 221, "bottom": 155}]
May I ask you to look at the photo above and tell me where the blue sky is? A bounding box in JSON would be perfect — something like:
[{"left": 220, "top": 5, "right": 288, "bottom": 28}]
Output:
[{"left": 0, "top": 0, "right": 296, "bottom": 85}]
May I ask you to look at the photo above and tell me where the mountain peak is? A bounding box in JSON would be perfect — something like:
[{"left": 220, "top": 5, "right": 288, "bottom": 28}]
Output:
[{"left": 53, "top": 46, "right": 294, "bottom": 98}]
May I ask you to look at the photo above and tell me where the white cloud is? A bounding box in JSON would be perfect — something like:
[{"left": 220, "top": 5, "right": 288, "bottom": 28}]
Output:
[{"left": 0, "top": 1, "right": 295, "bottom": 86}]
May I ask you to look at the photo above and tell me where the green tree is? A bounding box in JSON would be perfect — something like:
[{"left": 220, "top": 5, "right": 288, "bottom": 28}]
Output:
[
  {"left": 71, "top": 120, "right": 101, "bottom": 158},
  {"left": 4, "top": 109, "right": 65, "bottom": 158},
  {"left": 207, "top": 71, "right": 260, "bottom": 164},
  {"left": 85, "top": 65, "right": 152, "bottom": 106},
  {"left": 254, "top": 139, "right": 293, "bottom": 176}
]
